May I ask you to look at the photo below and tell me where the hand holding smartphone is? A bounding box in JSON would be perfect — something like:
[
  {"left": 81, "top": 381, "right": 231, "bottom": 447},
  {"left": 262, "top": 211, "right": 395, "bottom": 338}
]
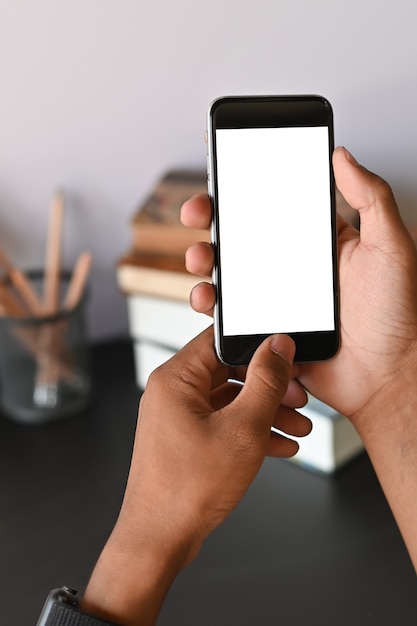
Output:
[{"left": 207, "top": 95, "right": 340, "bottom": 366}]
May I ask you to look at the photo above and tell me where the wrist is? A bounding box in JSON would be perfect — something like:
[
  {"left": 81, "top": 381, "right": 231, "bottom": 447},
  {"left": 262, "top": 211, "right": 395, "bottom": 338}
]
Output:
[
  {"left": 81, "top": 522, "right": 188, "bottom": 626},
  {"left": 352, "top": 347, "right": 417, "bottom": 444}
]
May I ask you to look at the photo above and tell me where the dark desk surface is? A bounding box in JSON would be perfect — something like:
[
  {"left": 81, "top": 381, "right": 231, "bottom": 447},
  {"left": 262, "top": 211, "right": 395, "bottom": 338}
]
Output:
[{"left": 0, "top": 339, "right": 416, "bottom": 626}]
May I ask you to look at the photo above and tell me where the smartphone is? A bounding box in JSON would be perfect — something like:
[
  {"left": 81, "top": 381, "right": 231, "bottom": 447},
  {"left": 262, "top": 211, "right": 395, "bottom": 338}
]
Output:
[{"left": 207, "top": 95, "right": 339, "bottom": 366}]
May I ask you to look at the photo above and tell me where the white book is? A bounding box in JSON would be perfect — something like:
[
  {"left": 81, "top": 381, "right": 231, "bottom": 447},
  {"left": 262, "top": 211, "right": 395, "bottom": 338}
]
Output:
[
  {"left": 127, "top": 294, "right": 210, "bottom": 388},
  {"left": 127, "top": 293, "right": 211, "bottom": 349},
  {"left": 133, "top": 340, "right": 176, "bottom": 389}
]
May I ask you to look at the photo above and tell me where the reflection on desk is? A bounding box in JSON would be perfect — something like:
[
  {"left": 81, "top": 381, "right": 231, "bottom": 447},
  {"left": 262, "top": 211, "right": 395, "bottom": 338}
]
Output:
[{"left": 0, "top": 339, "right": 416, "bottom": 626}]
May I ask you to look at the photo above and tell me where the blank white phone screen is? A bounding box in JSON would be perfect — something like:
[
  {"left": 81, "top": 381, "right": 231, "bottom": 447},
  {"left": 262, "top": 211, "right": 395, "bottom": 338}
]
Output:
[{"left": 216, "top": 126, "right": 335, "bottom": 336}]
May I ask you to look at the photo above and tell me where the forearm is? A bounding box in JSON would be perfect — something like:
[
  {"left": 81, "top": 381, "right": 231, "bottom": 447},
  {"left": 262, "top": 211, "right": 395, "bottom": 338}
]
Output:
[{"left": 353, "top": 364, "right": 417, "bottom": 571}]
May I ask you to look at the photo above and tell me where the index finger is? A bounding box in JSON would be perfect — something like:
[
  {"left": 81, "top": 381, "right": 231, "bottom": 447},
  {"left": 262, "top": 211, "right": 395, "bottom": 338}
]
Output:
[{"left": 181, "top": 193, "right": 212, "bottom": 230}]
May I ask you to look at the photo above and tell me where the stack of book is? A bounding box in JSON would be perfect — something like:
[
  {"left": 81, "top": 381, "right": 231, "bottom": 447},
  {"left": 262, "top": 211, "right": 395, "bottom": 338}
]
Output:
[
  {"left": 117, "top": 171, "right": 363, "bottom": 473},
  {"left": 116, "top": 170, "right": 211, "bottom": 390}
]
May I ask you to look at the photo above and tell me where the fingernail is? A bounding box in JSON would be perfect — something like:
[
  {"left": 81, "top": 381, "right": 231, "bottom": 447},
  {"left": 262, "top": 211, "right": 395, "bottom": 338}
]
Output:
[
  {"left": 270, "top": 334, "right": 296, "bottom": 364},
  {"left": 337, "top": 145, "right": 359, "bottom": 165}
]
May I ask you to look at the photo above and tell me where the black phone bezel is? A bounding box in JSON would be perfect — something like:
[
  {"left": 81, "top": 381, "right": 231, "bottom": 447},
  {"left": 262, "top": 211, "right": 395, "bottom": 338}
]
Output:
[{"left": 208, "top": 95, "right": 340, "bottom": 366}]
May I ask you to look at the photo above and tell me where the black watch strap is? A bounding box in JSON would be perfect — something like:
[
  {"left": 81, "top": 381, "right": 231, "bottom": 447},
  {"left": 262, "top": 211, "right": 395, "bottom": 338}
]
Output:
[
  {"left": 43, "top": 603, "right": 118, "bottom": 626},
  {"left": 37, "top": 587, "right": 120, "bottom": 626}
]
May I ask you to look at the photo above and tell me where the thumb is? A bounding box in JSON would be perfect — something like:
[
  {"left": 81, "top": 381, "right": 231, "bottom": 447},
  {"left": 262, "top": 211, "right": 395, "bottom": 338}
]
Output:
[
  {"left": 228, "top": 334, "right": 295, "bottom": 432},
  {"left": 333, "top": 146, "right": 408, "bottom": 249}
]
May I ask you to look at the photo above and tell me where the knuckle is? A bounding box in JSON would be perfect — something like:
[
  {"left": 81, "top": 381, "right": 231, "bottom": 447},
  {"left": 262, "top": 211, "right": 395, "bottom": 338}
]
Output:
[
  {"left": 145, "top": 364, "right": 166, "bottom": 393},
  {"left": 255, "top": 361, "right": 290, "bottom": 399},
  {"left": 146, "top": 358, "right": 176, "bottom": 393},
  {"left": 373, "top": 175, "right": 395, "bottom": 205}
]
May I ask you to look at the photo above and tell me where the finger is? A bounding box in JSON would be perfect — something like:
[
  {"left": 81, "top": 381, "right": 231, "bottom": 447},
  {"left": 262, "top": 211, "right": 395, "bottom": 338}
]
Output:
[
  {"left": 185, "top": 242, "right": 214, "bottom": 277},
  {"left": 220, "top": 366, "right": 305, "bottom": 410},
  {"left": 333, "top": 146, "right": 410, "bottom": 249},
  {"left": 266, "top": 432, "right": 299, "bottom": 458},
  {"left": 190, "top": 281, "right": 215, "bottom": 317},
  {"left": 272, "top": 406, "right": 312, "bottom": 437},
  {"left": 211, "top": 383, "right": 310, "bottom": 436},
  {"left": 281, "top": 379, "right": 308, "bottom": 409},
  {"left": 226, "top": 370, "right": 306, "bottom": 411},
  {"left": 210, "top": 380, "right": 242, "bottom": 410},
  {"left": 336, "top": 211, "right": 347, "bottom": 236},
  {"left": 225, "top": 335, "right": 295, "bottom": 435},
  {"left": 337, "top": 211, "right": 360, "bottom": 246},
  {"left": 181, "top": 194, "right": 212, "bottom": 230}
]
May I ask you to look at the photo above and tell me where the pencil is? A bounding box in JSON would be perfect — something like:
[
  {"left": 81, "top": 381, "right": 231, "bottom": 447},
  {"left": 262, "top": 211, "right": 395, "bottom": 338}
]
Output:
[
  {"left": 63, "top": 251, "right": 92, "bottom": 310},
  {"left": 0, "top": 249, "right": 44, "bottom": 316},
  {"left": 33, "top": 190, "right": 65, "bottom": 404},
  {"left": 43, "top": 190, "right": 64, "bottom": 314},
  {"left": 0, "top": 282, "right": 26, "bottom": 317}
]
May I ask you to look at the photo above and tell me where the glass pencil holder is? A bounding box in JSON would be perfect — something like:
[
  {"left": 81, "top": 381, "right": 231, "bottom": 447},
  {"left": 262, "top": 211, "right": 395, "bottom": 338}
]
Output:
[{"left": 0, "top": 271, "right": 92, "bottom": 424}]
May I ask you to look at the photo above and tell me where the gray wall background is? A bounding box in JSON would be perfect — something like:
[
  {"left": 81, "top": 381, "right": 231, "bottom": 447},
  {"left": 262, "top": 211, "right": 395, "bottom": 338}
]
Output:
[{"left": 0, "top": 0, "right": 416, "bottom": 340}]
